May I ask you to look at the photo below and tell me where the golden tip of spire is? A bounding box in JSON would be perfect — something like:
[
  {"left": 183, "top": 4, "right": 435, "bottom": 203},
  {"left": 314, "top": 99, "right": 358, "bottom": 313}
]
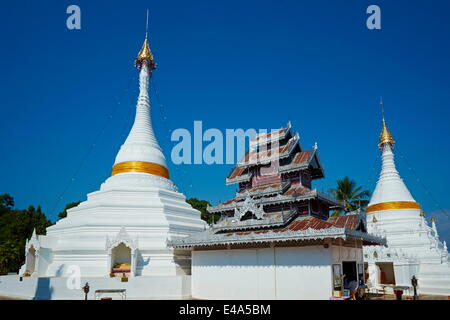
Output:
[
  {"left": 378, "top": 118, "right": 395, "bottom": 149},
  {"left": 135, "top": 36, "right": 156, "bottom": 70},
  {"left": 431, "top": 216, "right": 436, "bottom": 223},
  {"left": 420, "top": 210, "right": 425, "bottom": 217}
]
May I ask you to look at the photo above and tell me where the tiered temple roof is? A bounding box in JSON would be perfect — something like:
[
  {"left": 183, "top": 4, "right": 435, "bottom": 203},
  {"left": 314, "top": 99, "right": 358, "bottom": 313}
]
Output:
[
  {"left": 171, "top": 121, "right": 384, "bottom": 249},
  {"left": 213, "top": 122, "right": 334, "bottom": 217}
]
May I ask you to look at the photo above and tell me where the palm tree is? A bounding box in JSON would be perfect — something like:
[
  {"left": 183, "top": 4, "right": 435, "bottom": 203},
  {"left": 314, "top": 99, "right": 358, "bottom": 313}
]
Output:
[{"left": 329, "top": 177, "right": 370, "bottom": 216}]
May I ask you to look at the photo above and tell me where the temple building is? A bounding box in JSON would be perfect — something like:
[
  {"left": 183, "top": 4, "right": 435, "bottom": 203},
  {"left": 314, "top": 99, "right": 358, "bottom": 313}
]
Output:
[
  {"left": 0, "top": 32, "right": 206, "bottom": 299},
  {"left": 364, "top": 118, "right": 450, "bottom": 296},
  {"left": 171, "top": 122, "right": 384, "bottom": 300}
]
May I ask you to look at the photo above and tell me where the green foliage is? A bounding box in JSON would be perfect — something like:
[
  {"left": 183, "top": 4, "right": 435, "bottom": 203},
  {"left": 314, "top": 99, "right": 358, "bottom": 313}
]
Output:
[
  {"left": 328, "top": 177, "right": 370, "bottom": 217},
  {"left": 186, "top": 198, "right": 220, "bottom": 225},
  {"left": 0, "top": 194, "right": 53, "bottom": 275},
  {"left": 58, "top": 201, "right": 81, "bottom": 220},
  {"left": 0, "top": 193, "right": 14, "bottom": 216}
]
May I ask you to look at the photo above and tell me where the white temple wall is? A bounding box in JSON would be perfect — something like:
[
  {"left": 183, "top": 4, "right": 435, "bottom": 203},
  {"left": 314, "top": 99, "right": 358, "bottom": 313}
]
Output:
[
  {"left": 274, "top": 246, "right": 333, "bottom": 300},
  {"left": 192, "top": 246, "right": 339, "bottom": 300},
  {"left": 393, "top": 262, "right": 413, "bottom": 287},
  {"left": 36, "top": 248, "right": 52, "bottom": 276},
  {"left": 45, "top": 253, "right": 109, "bottom": 277},
  {"left": 31, "top": 183, "right": 206, "bottom": 279}
]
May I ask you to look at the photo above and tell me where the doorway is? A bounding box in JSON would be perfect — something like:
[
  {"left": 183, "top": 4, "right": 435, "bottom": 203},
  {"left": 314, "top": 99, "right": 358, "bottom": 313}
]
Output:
[
  {"left": 376, "top": 262, "right": 395, "bottom": 285},
  {"left": 111, "top": 243, "right": 131, "bottom": 275},
  {"left": 342, "top": 261, "right": 357, "bottom": 283}
]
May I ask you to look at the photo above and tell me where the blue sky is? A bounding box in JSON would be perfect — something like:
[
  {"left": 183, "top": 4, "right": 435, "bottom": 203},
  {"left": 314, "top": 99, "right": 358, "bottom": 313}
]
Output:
[{"left": 1, "top": 0, "right": 450, "bottom": 240}]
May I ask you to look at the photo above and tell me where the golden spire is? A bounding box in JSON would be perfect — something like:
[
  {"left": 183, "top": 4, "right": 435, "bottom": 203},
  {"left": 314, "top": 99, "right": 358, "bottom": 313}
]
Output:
[
  {"left": 420, "top": 210, "right": 425, "bottom": 217},
  {"left": 378, "top": 118, "right": 395, "bottom": 148},
  {"left": 134, "top": 10, "right": 157, "bottom": 70},
  {"left": 431, "top": 216, "right": 436, "bottom": 223},
  {"left": 378, "top": 99, "right": 395, "bottom": 149}
]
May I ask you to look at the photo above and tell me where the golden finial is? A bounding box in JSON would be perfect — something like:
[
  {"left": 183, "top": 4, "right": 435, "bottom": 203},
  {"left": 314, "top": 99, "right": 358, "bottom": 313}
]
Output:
[
  {"left": 431, "top": 216, "right": 436, "bottom": 223},
  {"left": 135, "top": 10, "right": 157, "bottom": 70},
  {"left": 420, "top": 210, "right": 424, "bottom": 217},
  {"left": 379, "top": 118, "right": 395, "bottom": 147}
]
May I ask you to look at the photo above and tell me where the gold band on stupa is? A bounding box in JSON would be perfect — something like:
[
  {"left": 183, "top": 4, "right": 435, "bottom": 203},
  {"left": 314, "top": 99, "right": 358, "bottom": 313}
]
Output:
[
  {"left": 366, "top": 201, "right": 420, "bottom": 213},
  {"left": 112, "top": 161, "right": 169, "bottom": 179}
]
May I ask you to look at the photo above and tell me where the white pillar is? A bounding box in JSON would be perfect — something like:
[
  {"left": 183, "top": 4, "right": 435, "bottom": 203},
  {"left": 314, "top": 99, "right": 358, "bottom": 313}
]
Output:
[
  {"left": 367, "top": 262, "right": 380, "bottom": 290},
  {"left": 107, "top": 251, "right": 112, "bottom": 277},
  {"left": 131, "top": 250, "right": 136, "bottom": 277}
]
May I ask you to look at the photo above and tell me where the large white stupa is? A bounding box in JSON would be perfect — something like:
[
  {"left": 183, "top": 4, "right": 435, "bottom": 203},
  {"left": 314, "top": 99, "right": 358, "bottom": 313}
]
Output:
[
  {"left": 0, "top": 31, "right": 206, "bottom": 299},
  {"left": 364, "top": 117, "right": 450, "bottom": 296}
]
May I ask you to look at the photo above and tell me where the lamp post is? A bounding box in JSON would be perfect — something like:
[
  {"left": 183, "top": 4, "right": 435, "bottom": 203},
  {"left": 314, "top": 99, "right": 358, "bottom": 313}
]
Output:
[
  {"left": 82, "top": 282, "right": 90, "bottom": 300},
  {"left": 411, "top": 276, "right": 418, "bottom": 300}
]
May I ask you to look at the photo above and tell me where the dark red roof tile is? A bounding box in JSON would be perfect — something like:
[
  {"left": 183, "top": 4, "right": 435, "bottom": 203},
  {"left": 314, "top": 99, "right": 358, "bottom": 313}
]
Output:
[{"left": 328, "top": 214, "right": 359, "bottom": 230}]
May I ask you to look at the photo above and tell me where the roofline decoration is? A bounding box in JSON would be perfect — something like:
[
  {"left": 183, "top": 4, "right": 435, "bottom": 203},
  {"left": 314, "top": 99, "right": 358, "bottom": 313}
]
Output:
[
  {"left": 226, "top": 145, "right": 324, "bottom": 185},
  {"left": 207, "top": 188, "right": 344, "bottom": 214},
  {"left": 236, "top": 132, "right": 300, "bottom": 168},
  {"left": 105, "top": 226, "right": 139, "bottom": 253},
  {"left": 235, "top": 180, "right": 291, "bottom": 199},
  {"left": 212, "top": 208, "right": 298, "bottom": 233},
  {"left": 233, "top": 194, "right": 265, "bottom": 220},
  {"left": 249, "top": 121, "right": 292, "bottom": 148},
  {"left": 25, "top": 229, "right": 41, "bottom": 253},
  {"left": 226, "top": 171, "right": 252, "bottom": 185},
  {"left": 169, "top": 226, "right": 386, "bottom": 249}
]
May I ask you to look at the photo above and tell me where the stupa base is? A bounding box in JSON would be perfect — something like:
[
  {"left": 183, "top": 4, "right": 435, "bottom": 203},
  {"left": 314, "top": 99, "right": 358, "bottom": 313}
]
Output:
[{"left": 0, "top": 274, "right": 191, "bottom": 300}]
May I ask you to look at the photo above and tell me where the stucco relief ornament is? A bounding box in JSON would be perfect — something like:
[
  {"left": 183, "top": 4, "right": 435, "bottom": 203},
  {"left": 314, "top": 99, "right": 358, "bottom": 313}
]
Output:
[
  {"left": 234, "top": 194, "right": 265, "bottom": 220},
  {"left": 106, "top": 226, "right": 138, "bottom": 253}
]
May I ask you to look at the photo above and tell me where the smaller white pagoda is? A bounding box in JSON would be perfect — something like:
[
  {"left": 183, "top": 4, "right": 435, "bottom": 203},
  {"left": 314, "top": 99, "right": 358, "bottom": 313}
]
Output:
[{"left": 364, "top": 117, "right": 450, "bottom": 296}]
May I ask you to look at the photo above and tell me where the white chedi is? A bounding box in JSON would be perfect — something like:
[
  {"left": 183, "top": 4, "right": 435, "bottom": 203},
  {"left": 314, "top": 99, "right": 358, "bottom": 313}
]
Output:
[
  {"left": 11, "top": 36, "right": 207, "bottom": 299},
  {"left": 364, "top": 118, "right": 450, "bottom": 296}
]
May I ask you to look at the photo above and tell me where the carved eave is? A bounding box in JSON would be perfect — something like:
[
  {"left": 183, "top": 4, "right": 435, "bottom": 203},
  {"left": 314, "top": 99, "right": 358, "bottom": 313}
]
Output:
[
  {"left": 235, "top": 181, "right": 290, "bottom": 199},
  {"left": 279, "top": 147, "right": 325, "bottom": 179},
  {"left": 236, "top": 132, "right": 300, "bottom": 168},
  {"left": 227, "top": 146, "right": 324, "bottom": 185},
  {"left": 208, "top": 188, "right": 343, "bottom": 215},
  {"left": 169, "top": 225, "right": 385, "bottom": 249},
  {"left": 25, "top": 229, "right": 41, "bottom": 252},
  {"left": 249, "top": 121, "right": 292, "bottom": 148},
  {"left": 106, "top": 226, "right": 139, "bottom": 253}
]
